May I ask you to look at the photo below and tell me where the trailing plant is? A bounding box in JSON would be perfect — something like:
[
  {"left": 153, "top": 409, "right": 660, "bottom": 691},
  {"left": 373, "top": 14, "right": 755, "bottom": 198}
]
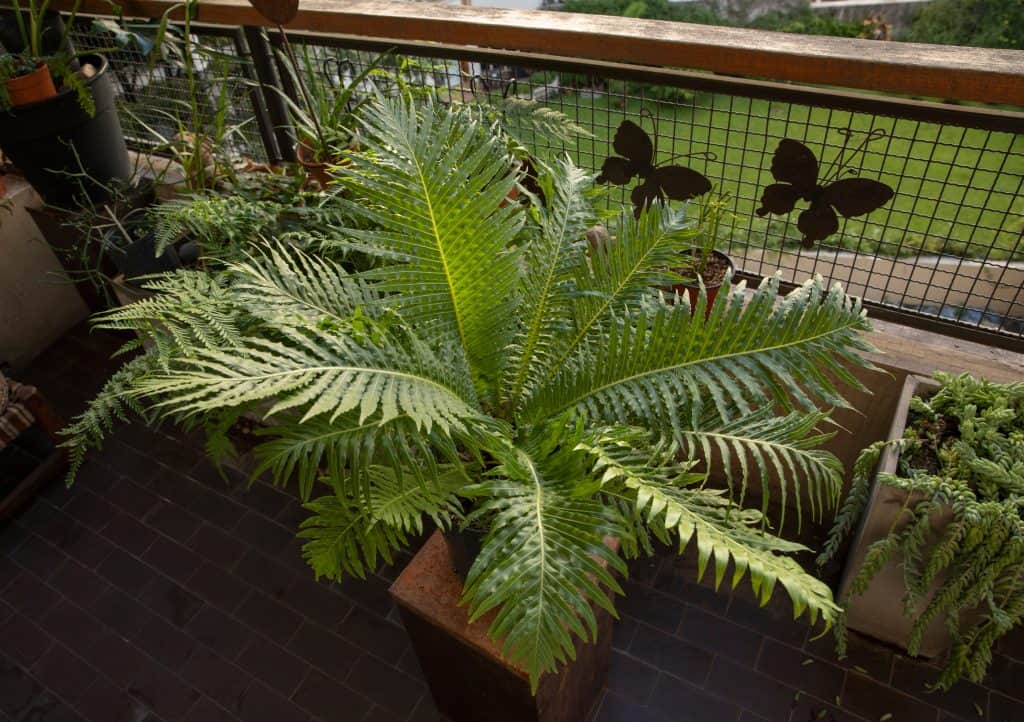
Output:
[
  {"left": 820, "top": 372, "right": 1024, "bottom": 689},
  {"left": 63, "top": 95, "right": 876, "bottom": 689}
]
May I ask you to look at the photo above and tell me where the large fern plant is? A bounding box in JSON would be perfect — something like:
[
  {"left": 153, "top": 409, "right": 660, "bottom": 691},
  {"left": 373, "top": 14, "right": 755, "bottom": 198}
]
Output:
[{"left": 65, "top": 95, "right": 876, "bottom": 689}]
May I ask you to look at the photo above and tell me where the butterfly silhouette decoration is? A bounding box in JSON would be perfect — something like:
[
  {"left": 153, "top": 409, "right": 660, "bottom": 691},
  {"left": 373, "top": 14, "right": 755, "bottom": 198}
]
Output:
[
  {"left": 756, "top": 129, "right": 895, "bottom": 247},
  {"left": 597, "top": 117, "right": 713, "bottom": 219}
]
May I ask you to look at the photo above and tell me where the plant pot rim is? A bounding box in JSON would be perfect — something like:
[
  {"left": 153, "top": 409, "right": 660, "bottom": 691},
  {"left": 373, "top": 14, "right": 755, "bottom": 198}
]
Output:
[
  {"left": 4, "top": 54, "right": 110, "bottom": 113},
  {"left": 6, "top": 61, "right": 50, "bottom": 83}
]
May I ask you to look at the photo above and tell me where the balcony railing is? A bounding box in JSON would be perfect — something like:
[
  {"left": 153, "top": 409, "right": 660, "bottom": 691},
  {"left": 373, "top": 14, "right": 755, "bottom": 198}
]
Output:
[{"left": 47, "top": 0, "right": 1024, "bottom": 350}]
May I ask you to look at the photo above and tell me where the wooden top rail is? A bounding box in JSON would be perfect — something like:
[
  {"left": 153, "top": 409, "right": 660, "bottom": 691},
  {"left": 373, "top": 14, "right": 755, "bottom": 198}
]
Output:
[{"left": 47, "top": 0, "right": 1024, "bottom": 107}]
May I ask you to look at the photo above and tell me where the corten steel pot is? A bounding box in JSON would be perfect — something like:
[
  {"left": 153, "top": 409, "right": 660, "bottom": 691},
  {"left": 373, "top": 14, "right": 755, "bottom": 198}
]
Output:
[
  {"left": 5, "top": 62, "right": 57, "bottom": 107},
  {"left": 391, "top": 531, "right": 617, "bottom": 722},
  {"left": 0, "top": 54, "right": 130, "bottom": 206}
]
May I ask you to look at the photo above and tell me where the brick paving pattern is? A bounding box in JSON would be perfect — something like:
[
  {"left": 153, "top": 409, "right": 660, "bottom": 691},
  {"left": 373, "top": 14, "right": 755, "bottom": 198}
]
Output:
[{"left": 3, "top": 325, "right": 1023, "bottom": 722}]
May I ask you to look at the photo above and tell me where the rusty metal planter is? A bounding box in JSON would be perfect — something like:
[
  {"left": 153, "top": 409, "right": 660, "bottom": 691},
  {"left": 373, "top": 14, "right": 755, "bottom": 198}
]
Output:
[{"left": 389, "top": 531, "right": 613, "bottom": 722}]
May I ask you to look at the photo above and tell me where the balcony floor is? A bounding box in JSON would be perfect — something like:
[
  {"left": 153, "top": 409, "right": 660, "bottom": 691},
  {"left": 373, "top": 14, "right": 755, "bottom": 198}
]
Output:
[{"left": 3, "top": 326, "right": 1023, "bottom": 722}]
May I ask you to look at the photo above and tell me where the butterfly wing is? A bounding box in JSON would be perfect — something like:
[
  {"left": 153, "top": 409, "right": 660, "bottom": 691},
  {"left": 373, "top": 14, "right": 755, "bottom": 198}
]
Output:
[
  {"left": 651, "top": 166, "right": 712, "bottom": 202},
  {"left": 614, "top": 120, "right": 655, "bottom": 173},
  {"left": 821, "top": 177, "right": 894, "bottom": 218},
  {"left": 630, "top": 180, "right": 661, "bottom": 220},
  {"left": 797, "top": 201, "right": 840, "bottom": 246},
  {"left": 756, "top": 183, "right": 801, "bottom": 216},
  {"left": 597, "top": 156, "right": 636, "bottom": 185},
  {"left": 770, "top": 139, "right": 819, "bottom": 194}
]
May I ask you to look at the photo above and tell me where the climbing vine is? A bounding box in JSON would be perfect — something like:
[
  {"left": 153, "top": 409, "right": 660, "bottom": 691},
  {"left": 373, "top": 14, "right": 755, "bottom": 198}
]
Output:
[{"left": 821, "top": 372, "right": 1024, "bottom": 689}]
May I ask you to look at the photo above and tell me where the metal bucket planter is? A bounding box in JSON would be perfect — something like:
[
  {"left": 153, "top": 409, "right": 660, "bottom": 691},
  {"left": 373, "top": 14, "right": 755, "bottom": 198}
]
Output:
[{"left": 390, "top": 531, "right": 615, "bottom": 722}]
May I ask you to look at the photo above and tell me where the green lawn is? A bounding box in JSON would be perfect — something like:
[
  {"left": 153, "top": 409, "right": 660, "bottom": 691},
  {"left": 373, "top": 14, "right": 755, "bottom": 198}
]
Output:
[{"left": 529, "top": 91, "right": 1024, "bottom": 261}]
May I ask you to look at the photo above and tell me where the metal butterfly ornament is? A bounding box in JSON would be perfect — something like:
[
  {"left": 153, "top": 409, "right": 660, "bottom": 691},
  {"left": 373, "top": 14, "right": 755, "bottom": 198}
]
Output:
[
  {"left": 756, "top": 131, "right": 895, "bottom": 247},
  {"left": 597, "top": 119, "right": 712, "bottom": 219}
]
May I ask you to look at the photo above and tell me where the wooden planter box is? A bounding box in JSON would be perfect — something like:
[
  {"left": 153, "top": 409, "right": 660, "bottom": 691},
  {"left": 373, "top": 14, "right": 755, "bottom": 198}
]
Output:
[
  {"left": 837, "top": 374, "right": 951, "bottom": 657},
  {"left": 390, "top": 531, "right": 614, "bottom": 722}
]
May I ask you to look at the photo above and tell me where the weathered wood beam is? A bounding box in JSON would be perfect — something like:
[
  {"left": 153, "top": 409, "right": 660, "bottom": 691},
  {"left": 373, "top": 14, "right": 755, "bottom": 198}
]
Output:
[{"left": 41, "top": 0, "right": 1024, "bottom": 106}]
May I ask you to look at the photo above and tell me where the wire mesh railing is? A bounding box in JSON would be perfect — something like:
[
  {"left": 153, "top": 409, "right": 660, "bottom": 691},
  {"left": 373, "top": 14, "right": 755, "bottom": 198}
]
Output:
[
  {"left": 66, "top": 18, "right": 1024, "bottom": 348},
  {"left": 68, "top": 20, "right": 268, "bottom": 162}
]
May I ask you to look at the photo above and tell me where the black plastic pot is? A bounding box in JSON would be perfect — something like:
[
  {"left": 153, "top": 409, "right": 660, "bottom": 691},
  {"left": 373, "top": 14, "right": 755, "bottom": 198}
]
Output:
[
  {"left": 0, "top": 54, "right": 130, "bottom": 207},
  {"left": 443, "top": 526, "right": 485, "bottom": 581}
]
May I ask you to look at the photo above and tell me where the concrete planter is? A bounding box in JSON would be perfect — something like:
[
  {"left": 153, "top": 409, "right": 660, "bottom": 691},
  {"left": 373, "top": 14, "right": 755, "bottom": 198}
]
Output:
[
  {"left": 837, "top": 374, "right": 952, "bottom": 657},
  {"left": 0, "top": 176, "right": 90, "bottom": 369},
  {"left": 390, "top": 531, "right": 614, "bottom": 722}
]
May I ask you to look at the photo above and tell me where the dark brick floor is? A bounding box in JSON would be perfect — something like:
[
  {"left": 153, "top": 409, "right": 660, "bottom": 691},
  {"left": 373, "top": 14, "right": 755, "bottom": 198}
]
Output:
[{"left": 4, "top": 325, "right": 1024, "bottom": 722}]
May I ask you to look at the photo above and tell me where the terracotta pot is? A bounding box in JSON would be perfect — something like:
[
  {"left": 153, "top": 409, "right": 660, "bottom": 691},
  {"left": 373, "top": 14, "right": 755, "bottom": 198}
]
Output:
[
  {"left": 296, "top": 142, "right": 332, "bottom": 190},
  {"left": 390, "top": 531, "right": 616, "bottom": 722},
  {"left": 666, "top": 249, "right": 735, "bottom": 318},
  {"left": 5, "top": 63, "right": 58, "bottom": 107}
]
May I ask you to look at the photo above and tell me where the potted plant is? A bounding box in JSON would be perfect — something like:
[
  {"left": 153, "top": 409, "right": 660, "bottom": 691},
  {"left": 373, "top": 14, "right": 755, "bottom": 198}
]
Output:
[
  {"left": 820, "top": 372, "right": 1024, "bottom": 689},
  {"left": 62, "top": 96, "right": 875, "bottom": 720},
  {"left": 664, "top": 189, "right": 736, "bottom": 315},
  {"left": 276, "top": 48, "right": 385, "bottom": 189},
  {"left": 0, "top": 1, "right": 131, "bottom": 205}
]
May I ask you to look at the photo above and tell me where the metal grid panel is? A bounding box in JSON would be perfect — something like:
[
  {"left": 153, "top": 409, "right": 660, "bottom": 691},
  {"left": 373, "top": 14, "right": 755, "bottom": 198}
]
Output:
[
  {"left": 69, "top": 21, "right": 267, "bottom": 161},
  {"left": 64, "top": 14, "right": 1023, "bottom": 344},
  {"left": 323, "top": 42, "right": 1023, "bottom": 342}
]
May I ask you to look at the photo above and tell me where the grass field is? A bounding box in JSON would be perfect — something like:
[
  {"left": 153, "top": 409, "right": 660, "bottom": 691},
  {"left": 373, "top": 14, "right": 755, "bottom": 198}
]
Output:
[{"left": 526, "top": 89, "right": 1024, "bottom": 261}]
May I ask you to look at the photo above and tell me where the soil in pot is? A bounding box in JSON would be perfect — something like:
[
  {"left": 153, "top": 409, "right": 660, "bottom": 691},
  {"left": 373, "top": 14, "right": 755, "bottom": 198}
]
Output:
[
  {"left": 0, "top": 54, "right": 130, "bottom": 206},
  {"left": 666, "top": 249, "right": 735, "bottom": 316},
  {"left": 5, "top": 63, "right": 57, "bottom": 107}
]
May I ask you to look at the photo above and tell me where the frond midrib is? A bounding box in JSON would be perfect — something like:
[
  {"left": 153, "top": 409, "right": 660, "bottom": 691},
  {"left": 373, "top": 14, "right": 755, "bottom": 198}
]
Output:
[
  {"left": 148, "top": 364, "right": 477, "bottom": 408},
  {"left": 507, "top": 185, "right": 580, "bottom": 409},
  {"left": 544, "top": 315, "right": 865, "bottom": 419}
]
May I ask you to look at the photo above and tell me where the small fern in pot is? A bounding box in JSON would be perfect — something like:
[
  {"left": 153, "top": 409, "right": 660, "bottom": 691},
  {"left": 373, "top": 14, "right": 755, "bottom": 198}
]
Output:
[{"left": 64, "top": 94, "right": 876, "bottom": 689}]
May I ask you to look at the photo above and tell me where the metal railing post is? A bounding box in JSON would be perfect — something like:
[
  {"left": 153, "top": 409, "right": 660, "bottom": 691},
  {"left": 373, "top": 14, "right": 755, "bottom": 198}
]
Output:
[
  {"left": 233, "top": 28, "right": 282, "bottom": 163},
  {"left": 243, "top": 25, "right": 297, "bottom": 162}
]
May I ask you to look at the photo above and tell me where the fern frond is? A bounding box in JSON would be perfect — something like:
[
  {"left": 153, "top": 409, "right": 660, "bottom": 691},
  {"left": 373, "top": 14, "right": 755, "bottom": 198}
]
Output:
[
  {"left": 676, "top": 407, "right": 844, "bottom": 530},
  {"left": 253, "top": 413, "right": 465, "bottom": 502},
  {"left": 522, "top": 204, "right": 698, "bottom": 404},
  {"left": 524, "top": 275, "right": 874, "bottom": 433},
  {"left": 502, "top": 157, "right": 595, "bottom": 411},
  {"left": 60, "top": 353, "right": 158, "bottom": 481},
  {"left": 300, "top": 465, "right": 464, "bottom": 581},
  {"left": 578, "top": 428, "right": 839, "bottom": 626},
  {"left": 229, "top": 243, "right": 381, "bottom": 326},
  {"left": 463, "top": 426, "right": 625, "bottom": 691},
  {"left": 130, "top": 323, "right": 482, "bottom": 433},
  {"left": 326, "top": 95, "right": 525, "bottom": 387}
]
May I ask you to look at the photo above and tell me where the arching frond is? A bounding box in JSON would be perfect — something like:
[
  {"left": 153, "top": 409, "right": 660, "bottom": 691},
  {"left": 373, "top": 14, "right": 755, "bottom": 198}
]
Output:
[
  {"left": 93, "top": 271, "right": 243, "bottom": 357},
  {"left": 676, "top": 407, "right": 844, "bottom": 530},
  {"left": 301, "top": 465, "right": 465, "bottom": 581},
  {"left": 502, "top": 157, "right": 595, "bottom": 411},
  {"left": 130, "top": 323, "right": 481, "bottom": 433},
  {"left": 229, "top": 243, "right": 380, "bottom": 326},
  {"left": 579, "top": 430, "right": 839, "bottom": 626},
  {"left": 326, "top": 96, "right": 525, "bottom": 386},
  {"left": 520, "top": 204, "right": 699, "bottom": 407},
  {"left": 252, "top": 413, "right": 464, "bottom": 502},
  {"left": 61, "top": 353, "right": 160, "bottom": 481},
  {"left": 523, "top": 275, "right": 874, "bottom": 433},
  {"left": 463, "top": 426, "right": 626, "bottom": 691}
]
